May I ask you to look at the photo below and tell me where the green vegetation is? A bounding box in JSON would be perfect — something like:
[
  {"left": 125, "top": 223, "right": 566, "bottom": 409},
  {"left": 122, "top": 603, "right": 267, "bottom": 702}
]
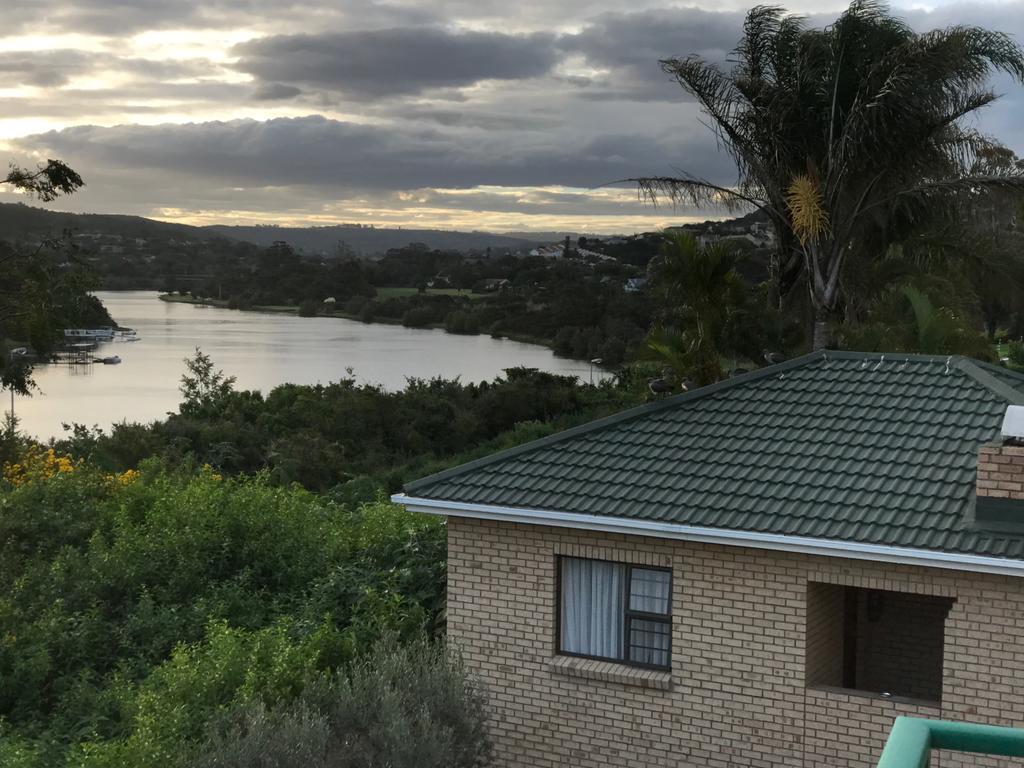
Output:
[
  {"left": 0, "top": 458, "right": 455, "bottom": 766},
  {"left": 52, "top": 351, "right": 645, "bottom": 496},
  {"left": 374, "top": 286, "right": 487, "bottom": 300}
]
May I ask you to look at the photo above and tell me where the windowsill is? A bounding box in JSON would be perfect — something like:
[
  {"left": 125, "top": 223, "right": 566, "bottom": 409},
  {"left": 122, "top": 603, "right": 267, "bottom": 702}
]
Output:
[
  {"left": 548, "top": 655, "right": 673, "bottom": 691},
  {"left": 808, "top": 685, "right": 940, "bottom": 710}
]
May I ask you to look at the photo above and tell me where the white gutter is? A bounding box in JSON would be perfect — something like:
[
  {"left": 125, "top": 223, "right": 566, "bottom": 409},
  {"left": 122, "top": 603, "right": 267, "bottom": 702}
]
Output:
[{"left": 392, "top": 493, "right": 1024, "bottom": 578}]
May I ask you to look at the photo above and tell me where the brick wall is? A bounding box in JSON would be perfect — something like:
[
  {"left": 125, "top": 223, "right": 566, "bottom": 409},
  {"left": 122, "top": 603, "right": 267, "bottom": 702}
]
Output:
[
  {"left": 977, "top": 442, "right": 1024, "bottom": 500},
  {"left": 447, "top": 516, "right": 1024, "bottom": 768}
]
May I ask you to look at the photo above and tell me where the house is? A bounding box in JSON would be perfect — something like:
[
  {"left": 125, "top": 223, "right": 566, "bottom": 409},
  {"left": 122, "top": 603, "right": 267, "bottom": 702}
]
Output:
[
  {"left": 394, "top": 351, "right": 1024, "bottom": 768},
  {"left": 475, "top": 278, "right": 511, "bottom": 293},
  {"left": 624, "top": 277, "right": 647, "bottom": 293}
]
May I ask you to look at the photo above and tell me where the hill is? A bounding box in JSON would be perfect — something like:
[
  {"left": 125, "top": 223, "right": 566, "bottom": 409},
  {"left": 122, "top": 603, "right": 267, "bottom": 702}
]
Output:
[
  {"left": 0, "top": 202, "right": 205, "bottom": 242},
  {"left": 0, "top": 204, "right": 543, "bottom": 255},
  {"left": 203, "top": 224, "right": 536, "bottom": 255}
]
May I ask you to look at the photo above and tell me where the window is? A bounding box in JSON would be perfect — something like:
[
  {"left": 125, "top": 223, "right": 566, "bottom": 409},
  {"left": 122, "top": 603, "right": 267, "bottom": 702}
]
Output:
[
  {"left": 805, "top": 582, "right": 954, "bottom": 704},
  {"left": 558, "top": 557, "right": 672, "bottom": 669}
]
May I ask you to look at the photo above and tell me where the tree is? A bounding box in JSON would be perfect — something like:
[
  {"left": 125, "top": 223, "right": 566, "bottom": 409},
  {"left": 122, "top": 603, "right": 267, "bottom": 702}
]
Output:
[
  {"left": 636, "top": 1, "right": 1024, "bottom": 349},
  {"left": 645, "top": 232, "right": 746, "bottom": 386},
  {"left": 4, "top": 159, "right": 83, "bottom": 201},
  {"left": 179, "top": 348, "right": 237, "bottom": 418},
  {"left": 1, "top": 158, "right": 88, "bottom": 395}
]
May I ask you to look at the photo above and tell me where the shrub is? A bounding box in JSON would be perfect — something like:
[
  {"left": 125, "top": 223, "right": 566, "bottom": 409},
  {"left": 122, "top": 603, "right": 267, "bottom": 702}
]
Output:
[
  {"left": 1009, "top": 340, "right": 1024, "bottom": 369},
  {"left": 444, "top": 310, "right": 480, "bottom": 335},
  {"left": 0, "top": 464, "right": 445, "bottom": 765},
  {"left": 297, "top": 300, "right": 320, "bottom": 317},
  {"left": 401, "top": 307, "right": 435, "bottom": 328},
  {"left": 195, "top": 702, "right": 330, "bottom": 768},
  {"left": 195, "top": 637, "right": 491, "bottom": 768}
]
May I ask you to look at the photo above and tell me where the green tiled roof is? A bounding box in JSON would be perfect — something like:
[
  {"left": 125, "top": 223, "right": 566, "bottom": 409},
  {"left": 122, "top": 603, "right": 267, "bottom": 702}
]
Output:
[{"left": 405, "top": 351, "right": 1024, "bottom": 559}]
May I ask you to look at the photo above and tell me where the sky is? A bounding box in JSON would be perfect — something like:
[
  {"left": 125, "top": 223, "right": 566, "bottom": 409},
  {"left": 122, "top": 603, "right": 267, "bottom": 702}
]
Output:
[{"left": 1, "top": 0, "right": 1022, "bottom": 233}]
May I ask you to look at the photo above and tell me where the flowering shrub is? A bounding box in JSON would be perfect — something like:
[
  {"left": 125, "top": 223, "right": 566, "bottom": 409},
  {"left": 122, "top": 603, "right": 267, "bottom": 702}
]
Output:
[{"left": 2, "top": 446, "right": 78, "bottom": 486}]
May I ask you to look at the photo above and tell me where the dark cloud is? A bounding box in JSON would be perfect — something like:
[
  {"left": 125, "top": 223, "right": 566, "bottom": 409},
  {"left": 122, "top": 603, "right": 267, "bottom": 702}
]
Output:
[
  {"left": 0, "top": 50, "right": 222, "bottom": 90},
  {"left": 1, "top": 0, "right": 438, "bottom": 35},
  {"left": 233, "top": 28, "right": 561, "bottom": 97},
  {"left": 251, "top": 83, "right": 302, "bottom": 100},
  {"left": 12, "top": 115, "right": 735, "bottom": 194},
  {"left": 562, "top": 8, "right": 744, "bottom": 102}
]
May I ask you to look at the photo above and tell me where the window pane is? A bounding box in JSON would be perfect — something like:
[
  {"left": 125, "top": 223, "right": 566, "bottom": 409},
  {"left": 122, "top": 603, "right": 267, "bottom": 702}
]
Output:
[
  {"left": 629, "top": 618, "right": 671, "bottom": 668},
  {"left": 629, "top": 568, "right": 670, "bottom": 614},
  {"left": 560, "top": 558, "right": 624, "bottom": 660}
]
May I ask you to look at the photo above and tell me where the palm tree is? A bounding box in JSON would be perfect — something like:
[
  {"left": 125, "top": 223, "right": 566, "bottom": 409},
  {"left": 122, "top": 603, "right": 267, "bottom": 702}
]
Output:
[
  {"left": 635, "top": 1, "right": 1024, "bottom": 349},
  {"left": 901, "top": 285, "right": 992, "bottom": 357},
  {"left": 645, "top": 232, "right": 746, "bottom": 386}
]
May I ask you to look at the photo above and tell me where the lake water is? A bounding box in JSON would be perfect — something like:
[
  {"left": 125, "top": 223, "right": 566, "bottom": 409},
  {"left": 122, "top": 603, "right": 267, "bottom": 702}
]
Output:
[{"left": 16, "top": 291, "right": 609, "bottom": 441}]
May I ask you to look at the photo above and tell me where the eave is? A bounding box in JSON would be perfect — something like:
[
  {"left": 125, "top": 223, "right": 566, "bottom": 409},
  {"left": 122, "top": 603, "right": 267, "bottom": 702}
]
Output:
[{"left": 393, "top": 494, "right": 1024, "bottom": 578}]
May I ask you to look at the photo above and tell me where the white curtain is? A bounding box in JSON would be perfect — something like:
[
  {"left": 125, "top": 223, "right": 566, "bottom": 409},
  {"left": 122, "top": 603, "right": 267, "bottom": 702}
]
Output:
[
  {"left": 629, "top": 568, "right": 670, "bottom": 614},
  {"left": 560, "top": 558, "right": 624, "bottom": 659}
]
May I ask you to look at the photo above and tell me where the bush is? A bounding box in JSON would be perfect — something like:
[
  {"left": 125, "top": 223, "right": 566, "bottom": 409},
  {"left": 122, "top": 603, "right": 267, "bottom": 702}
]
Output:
[
  {"left": 195, "top": 702, "right": 330, "bottom": 768},
  {"left": 297, "top": 300, "right": 320, "bottom": 317},
  {"left": 0, "top": 464, "right": 446, "bottom": 765},
  {"left": 1009, "top": 340, "right": 1024, "bottom": 369},
  {"left": 195, "top": 637, "right": 491, "bottom": 768},
  {"left": 444, "top": 310, "right": 480, "bottom": 335},
  {"left": 401, "top": 307, "right": 435, "bottom": 328}
]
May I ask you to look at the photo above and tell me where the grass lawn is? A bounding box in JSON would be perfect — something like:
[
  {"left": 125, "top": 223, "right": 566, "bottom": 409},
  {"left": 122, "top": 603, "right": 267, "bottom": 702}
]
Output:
[{"left": 375, "top": 287, "right": 487, "bottom": 300}]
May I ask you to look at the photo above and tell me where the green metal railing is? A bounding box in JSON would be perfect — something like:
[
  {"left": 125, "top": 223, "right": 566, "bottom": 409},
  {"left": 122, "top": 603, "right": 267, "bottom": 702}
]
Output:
[{"left": 878, "top": 717, "right": 1024, "bottom": 768}]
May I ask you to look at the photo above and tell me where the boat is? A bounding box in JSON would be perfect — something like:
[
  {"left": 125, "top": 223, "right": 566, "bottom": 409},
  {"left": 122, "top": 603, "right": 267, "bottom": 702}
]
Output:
[
  {"left": 65, "top": 327, "right": 140, "bottom": 343},
  {"left": 94, "top": 355, "right": 121, "bottom": 365},
  {"left": 65, "top": 327, "right": 115, "bottom": 341}
]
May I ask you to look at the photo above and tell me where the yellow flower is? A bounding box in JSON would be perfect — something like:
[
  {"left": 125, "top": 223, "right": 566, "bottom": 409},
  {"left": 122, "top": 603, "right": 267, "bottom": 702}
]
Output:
[{"left": 2, "top": 446, "right": 80, "bottom": 486}]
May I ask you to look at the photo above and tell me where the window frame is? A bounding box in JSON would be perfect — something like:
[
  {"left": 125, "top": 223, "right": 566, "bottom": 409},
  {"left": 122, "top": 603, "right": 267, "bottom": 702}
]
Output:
[{"left": 555, "top": 555, "right": 673, "bottom": 671}]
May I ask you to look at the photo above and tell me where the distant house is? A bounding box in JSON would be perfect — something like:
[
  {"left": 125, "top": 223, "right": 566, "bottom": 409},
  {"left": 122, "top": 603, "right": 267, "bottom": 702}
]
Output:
[
  {"left": 395, "top": 351, "right": 1024, "bottom": 768},
  {"left": 624, "top": 277, "right": 647, "bottom": 293},
  {"left": 475, "top": 278, "right": 511, "bottom": 293},
  {"left": 530, "top": 245, "right": 564, "bottom": 259}
]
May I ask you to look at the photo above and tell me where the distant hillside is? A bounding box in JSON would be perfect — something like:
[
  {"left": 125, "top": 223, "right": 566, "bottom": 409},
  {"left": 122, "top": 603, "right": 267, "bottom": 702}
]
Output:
[
  {"left": 0, "top": 204, "right": 548, "bottom": 255},
  {"left": 203, "top": 224, "right": 536, "bottom": 255},
  {"left": 0, "top": 203, "right": 206, "bottom": 242}
]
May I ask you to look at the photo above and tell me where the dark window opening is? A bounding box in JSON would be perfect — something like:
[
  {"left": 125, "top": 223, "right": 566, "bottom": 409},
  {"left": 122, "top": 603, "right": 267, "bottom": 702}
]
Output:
[
  {"left": 806, "top": 582, "right": 954, "bottom": 704},
  {"left": 558, "top": 556, "right": 672, "bottom": 670}
]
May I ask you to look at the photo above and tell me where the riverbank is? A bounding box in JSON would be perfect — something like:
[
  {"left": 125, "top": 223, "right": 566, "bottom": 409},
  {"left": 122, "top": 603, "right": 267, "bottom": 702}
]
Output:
[{"left": 157, "top": 293, "right": 591, "bottom": 363}]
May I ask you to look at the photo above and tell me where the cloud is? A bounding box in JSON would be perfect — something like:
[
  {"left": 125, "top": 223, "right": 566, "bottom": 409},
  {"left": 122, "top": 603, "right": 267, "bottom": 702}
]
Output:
[
  {"left": 233, "top": 27, "right": 561, "bottom": 98},
  {"left": 251, "top": 83, "right": 302, "bottom": 101},
  {"left": 562, "top": 8, "right": 744, "bottom": 102},
  {"left": 13, "top": 115, "right": 734, "bottom": 191},
  {"left": 6, "top": 113, "right": 735, "bottom": 232},
  {"left": 2, "top": 0, "right": 1023, "bottom": 232}
]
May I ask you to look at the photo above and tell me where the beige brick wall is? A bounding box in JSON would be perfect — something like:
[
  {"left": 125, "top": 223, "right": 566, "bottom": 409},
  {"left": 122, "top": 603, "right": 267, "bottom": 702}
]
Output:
[
  {"left": 977, "top": 442, "right": 1024, "bottom": 500},
  {"left": 447, "top": 516, "right": 1024, "bottom": 768}
]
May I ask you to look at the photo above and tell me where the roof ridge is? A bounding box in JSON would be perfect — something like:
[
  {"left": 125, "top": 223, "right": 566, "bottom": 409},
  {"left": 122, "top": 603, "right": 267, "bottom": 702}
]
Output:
[
  {"left": 956, "top": 358, "right": 1024, "bottom": 405},
  {"left": 973, "top": 359, "right": 1024, "bottom": 386},
  {"left": 406, "top": 350, "right": 834, "bottom": 494}
]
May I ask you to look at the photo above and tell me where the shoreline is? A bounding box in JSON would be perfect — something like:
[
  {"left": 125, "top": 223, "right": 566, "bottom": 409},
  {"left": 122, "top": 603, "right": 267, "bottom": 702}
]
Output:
[{"left": 156, "top": 293, "right": 600, "bottom": 367}]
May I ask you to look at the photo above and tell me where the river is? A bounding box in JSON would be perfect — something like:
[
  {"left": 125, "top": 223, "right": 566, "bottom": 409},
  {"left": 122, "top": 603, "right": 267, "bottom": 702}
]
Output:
[{"left": 16, "top": 291, "right": 610, "bottom": 441}]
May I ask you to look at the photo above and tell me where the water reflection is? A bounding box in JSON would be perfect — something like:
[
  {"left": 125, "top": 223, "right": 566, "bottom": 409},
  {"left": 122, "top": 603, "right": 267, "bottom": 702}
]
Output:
[{"left": 17, "top": 292, "right": 609, "bottom": 440}]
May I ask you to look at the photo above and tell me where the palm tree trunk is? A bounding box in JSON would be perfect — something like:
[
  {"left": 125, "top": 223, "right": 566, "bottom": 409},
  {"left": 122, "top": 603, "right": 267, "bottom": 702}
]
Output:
[{"left": 812, "top": 308, "right": 831, "bottom": 351}]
